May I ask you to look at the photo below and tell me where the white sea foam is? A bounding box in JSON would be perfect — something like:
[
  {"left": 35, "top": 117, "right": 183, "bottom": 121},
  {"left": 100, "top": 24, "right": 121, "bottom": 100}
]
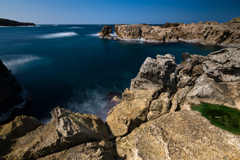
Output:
[
  {"left": 66, "top": 90, "right": 119, "bottom": 121},
  {"left": 87, "top": 33, "right": 100, "bottom": 36},
  {"left": 110, "top": 32, "right": 118, "bottom": 37},
  {"left": 68, "top": 27, "right": 84, "bottom": 29},
  {"left": 39, "top": 32, "right": 78, "bottom": 39},
  {"left": 2, "top": 55, "right": 41, "bottom": 72}
]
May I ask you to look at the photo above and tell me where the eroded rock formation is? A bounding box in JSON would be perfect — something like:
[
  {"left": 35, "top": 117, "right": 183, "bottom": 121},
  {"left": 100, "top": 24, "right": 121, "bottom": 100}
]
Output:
[
  {"left": 99, "top": 25, "right": 113, "bottom": 39},
  {"left": 1, "top": 107, "right": 116, "bottom": 159},
  {"left": 113, "top": 17, "right": 240, "bottom": 47}
]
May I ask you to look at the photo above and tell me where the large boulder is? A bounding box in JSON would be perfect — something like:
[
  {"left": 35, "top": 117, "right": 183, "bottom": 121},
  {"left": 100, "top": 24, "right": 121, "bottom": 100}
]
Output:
[
  {"left": 1, "top": 107, "right": 109, "bottom": 159},
  {"left": 130, "top": 54, "right": 176, "bottom": 92},
  {"left": 203, "top": 48, "right": 240, "bottom": 82},
  {"left": 0, "top": 115, "right": 42, "bottom": 157},
  {"left": 116, "top": 110, "right": 240, "bottom": 160},
  {"left": 106, "top": 54, "right": 177, "bottom": 138},
  {"left": 0, "top": 60, "right": 27, "bottom": 123}
]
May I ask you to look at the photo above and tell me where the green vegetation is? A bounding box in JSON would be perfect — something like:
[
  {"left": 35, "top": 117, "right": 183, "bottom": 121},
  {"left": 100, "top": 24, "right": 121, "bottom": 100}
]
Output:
[{"left": 191, "top": 103, "right": 240, "bottom": 135}]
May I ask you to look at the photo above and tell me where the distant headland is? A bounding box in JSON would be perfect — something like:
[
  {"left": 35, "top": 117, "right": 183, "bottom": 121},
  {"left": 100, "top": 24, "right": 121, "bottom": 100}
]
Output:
[{"left": 0, "top": 18, "right": 35, "bottom": 26}]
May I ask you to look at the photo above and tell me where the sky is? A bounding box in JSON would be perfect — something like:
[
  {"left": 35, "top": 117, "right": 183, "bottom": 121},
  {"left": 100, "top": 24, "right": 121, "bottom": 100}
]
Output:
[{"left": 0, "top": 0, "right": 240, "bottom": 24}]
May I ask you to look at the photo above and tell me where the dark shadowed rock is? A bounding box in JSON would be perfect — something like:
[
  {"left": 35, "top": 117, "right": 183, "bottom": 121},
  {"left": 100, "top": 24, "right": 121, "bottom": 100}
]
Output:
[
  {"left": 0, "top": 18, "right": 35, "bottom": 26},
  {"left": 182, "top": 52, "right": 190, "bottom": 61},
  {"left": 0, "top": 60, "right": 27, "bottom": 123}
]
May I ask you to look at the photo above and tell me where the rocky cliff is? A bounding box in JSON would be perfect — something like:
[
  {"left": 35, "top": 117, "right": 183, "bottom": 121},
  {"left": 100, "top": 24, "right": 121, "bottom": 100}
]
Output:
[
  {"left": 1, "top": 48, "right": 240, "bottom": 159},
  {"left": 113, "top": 17, "right": 240, "bottom": 47},
  {"left": 0, "top": 60, "right": 27, "bottom": 124},
  {"left": 0, "top": 18, "right": 35, "bottom": 26}
]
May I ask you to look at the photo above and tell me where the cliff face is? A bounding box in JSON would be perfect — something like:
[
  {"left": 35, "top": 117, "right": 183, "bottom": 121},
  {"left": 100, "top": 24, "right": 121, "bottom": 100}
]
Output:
[
  {"left": 0, "top": 18, "right": 35, "bottom": 26},
  {"left": 0, "top": 60, "right": 27, "bottom": 123},
  {"left": 114, "top": 17, "right": 240, "bottom": 47},
  {"left": 1, "top": 48, "right": 240, "bottom": 159}
]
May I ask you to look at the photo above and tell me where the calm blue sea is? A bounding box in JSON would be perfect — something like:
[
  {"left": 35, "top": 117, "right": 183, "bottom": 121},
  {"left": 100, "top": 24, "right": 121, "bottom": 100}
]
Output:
[{"left": 0, "top": 25, "right": 222, "bottom": 123}]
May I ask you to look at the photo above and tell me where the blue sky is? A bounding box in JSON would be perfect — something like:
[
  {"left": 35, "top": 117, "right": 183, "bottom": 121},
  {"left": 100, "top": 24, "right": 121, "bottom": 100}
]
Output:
[{"left": 0, "top": 0, "right": 239, "bottom": 24}]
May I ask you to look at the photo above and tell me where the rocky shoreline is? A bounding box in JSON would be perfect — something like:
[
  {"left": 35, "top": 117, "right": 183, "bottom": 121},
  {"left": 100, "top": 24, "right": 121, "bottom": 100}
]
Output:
[
  {"left": 0, "top": 18, "right": 35, "bottom": 26},
  {"left": 100, "top": 17, "right": 240, "bottom": 48},
  {"left": 1, "top": 47, "right": 240, "bottom": 159},
  {"left": 0, "top": 60, "right": 28, "bottom": 124}
]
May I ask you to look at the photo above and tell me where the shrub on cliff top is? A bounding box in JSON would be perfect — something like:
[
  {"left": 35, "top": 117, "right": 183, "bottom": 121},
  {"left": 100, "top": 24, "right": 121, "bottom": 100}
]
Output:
[{"left": 191, "top": 103, "right": 240, "bottom": 135}]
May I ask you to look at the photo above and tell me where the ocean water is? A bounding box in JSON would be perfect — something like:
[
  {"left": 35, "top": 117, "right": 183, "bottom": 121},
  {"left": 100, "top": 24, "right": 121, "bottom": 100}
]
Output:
[{"left": 0, "top": 25, "right": 223, "bottom": 123}]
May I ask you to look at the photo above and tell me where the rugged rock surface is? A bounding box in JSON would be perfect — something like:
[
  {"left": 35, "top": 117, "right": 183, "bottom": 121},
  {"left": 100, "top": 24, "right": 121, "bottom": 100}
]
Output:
[
  {"left": 38, "top": 141, "right": 116, "bottom": 160},
  {"left": 179, "top": 48, "right": 240, "bottom": 110},
  {"left": 0, "top": 18, "right": 35, "bottom": 26},
  {"left": 116, "top": 110, "right": 240, "bottom": 160},
  {"left": 1, "top": 47, "right": 240, "bottom": 159},
  {"left": 1, "top": 107, "right": 111, "bottom": 159},
  {"left": 0, "top": 60, "right": 27, "bottom": 123},
  {"left": 99, "top": 25, "right": 113, "bottom": 39},
  {"left": 113, "top": 17, "right": 240, "bottom": 47},
  {"left": 106, "top": 54, "right": 177, "bottom": 138},
  {"left": 107, "top": 47, "right": 240, "bottom": 141},
  {"left": 0, "top": 115, "right": 42, "bottom": 158}
]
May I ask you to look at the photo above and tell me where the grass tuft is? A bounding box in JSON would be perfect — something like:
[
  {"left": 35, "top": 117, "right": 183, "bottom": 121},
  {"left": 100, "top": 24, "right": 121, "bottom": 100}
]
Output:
[{"left": 191, "top": 103, "right": 240, "bottom": 135}]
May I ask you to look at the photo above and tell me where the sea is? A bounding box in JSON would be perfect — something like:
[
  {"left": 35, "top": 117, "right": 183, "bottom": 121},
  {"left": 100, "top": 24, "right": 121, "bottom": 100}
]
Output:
[{"left": 0, "top": 25, "right": 223, "bottom": 123}]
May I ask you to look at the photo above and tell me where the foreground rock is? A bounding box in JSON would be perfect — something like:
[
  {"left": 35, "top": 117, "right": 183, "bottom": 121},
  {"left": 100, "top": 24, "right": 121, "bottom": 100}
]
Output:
[
  {"left": 107, "top": 47, "right": 240, "bottom": 141},
  {"left": 38, "top": 141, "right": 116, "bottom": 160},
  {"left": 0, "top": 60, "right": 27, "bottom": 123},
  {"left": 1, "top": 107, "right": 112, "bottom": 159},
  {"left": 113, "top": 17, "right": 240, "bottom": 47},
  {"left": 0, "top": 115, "right": 42, "bottom": 158},
  {"left": 0, "top": 18, "right": 35, "bottom": 26},
  {"left": 116, "top": 110, "right": 240, "bottom": 159},
  {"left": 106, "top": 54, "right": 177, "bottom": 138}
]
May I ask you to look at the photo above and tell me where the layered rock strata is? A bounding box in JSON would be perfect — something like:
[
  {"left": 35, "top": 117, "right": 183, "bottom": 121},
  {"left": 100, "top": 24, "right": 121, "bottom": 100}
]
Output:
[
  {"left": 0, "top": 18, "right": 35, "bottom": 26},
  {"left": 113, "top": 17, "right": 240, "bottom": 47},
  {"left": 0, "top": 60, "right": 27, "bottom": 123}
]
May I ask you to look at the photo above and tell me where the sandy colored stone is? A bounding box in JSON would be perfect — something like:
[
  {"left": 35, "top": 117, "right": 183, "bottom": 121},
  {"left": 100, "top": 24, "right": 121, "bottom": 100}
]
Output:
[
  {"left": 204, "top": 48, "right": 240, "bottom": 82},
  {"left": 2, "top": 107, "right": 109, "bottom": 159},
  {"left": 37, "top": 141, "right": 116, "bottom": 160},
  {"left": 0, "top": 115, "right": 42, "bottom": 158},
  {"left": 116, "top": 110, "right": 240, "bottom": 160},
  {"left": 114, "top": 17, "right": 240, "bottom": 46},
  {"left": 106, "top": 54, "right": 177, "bottom": 137}
]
